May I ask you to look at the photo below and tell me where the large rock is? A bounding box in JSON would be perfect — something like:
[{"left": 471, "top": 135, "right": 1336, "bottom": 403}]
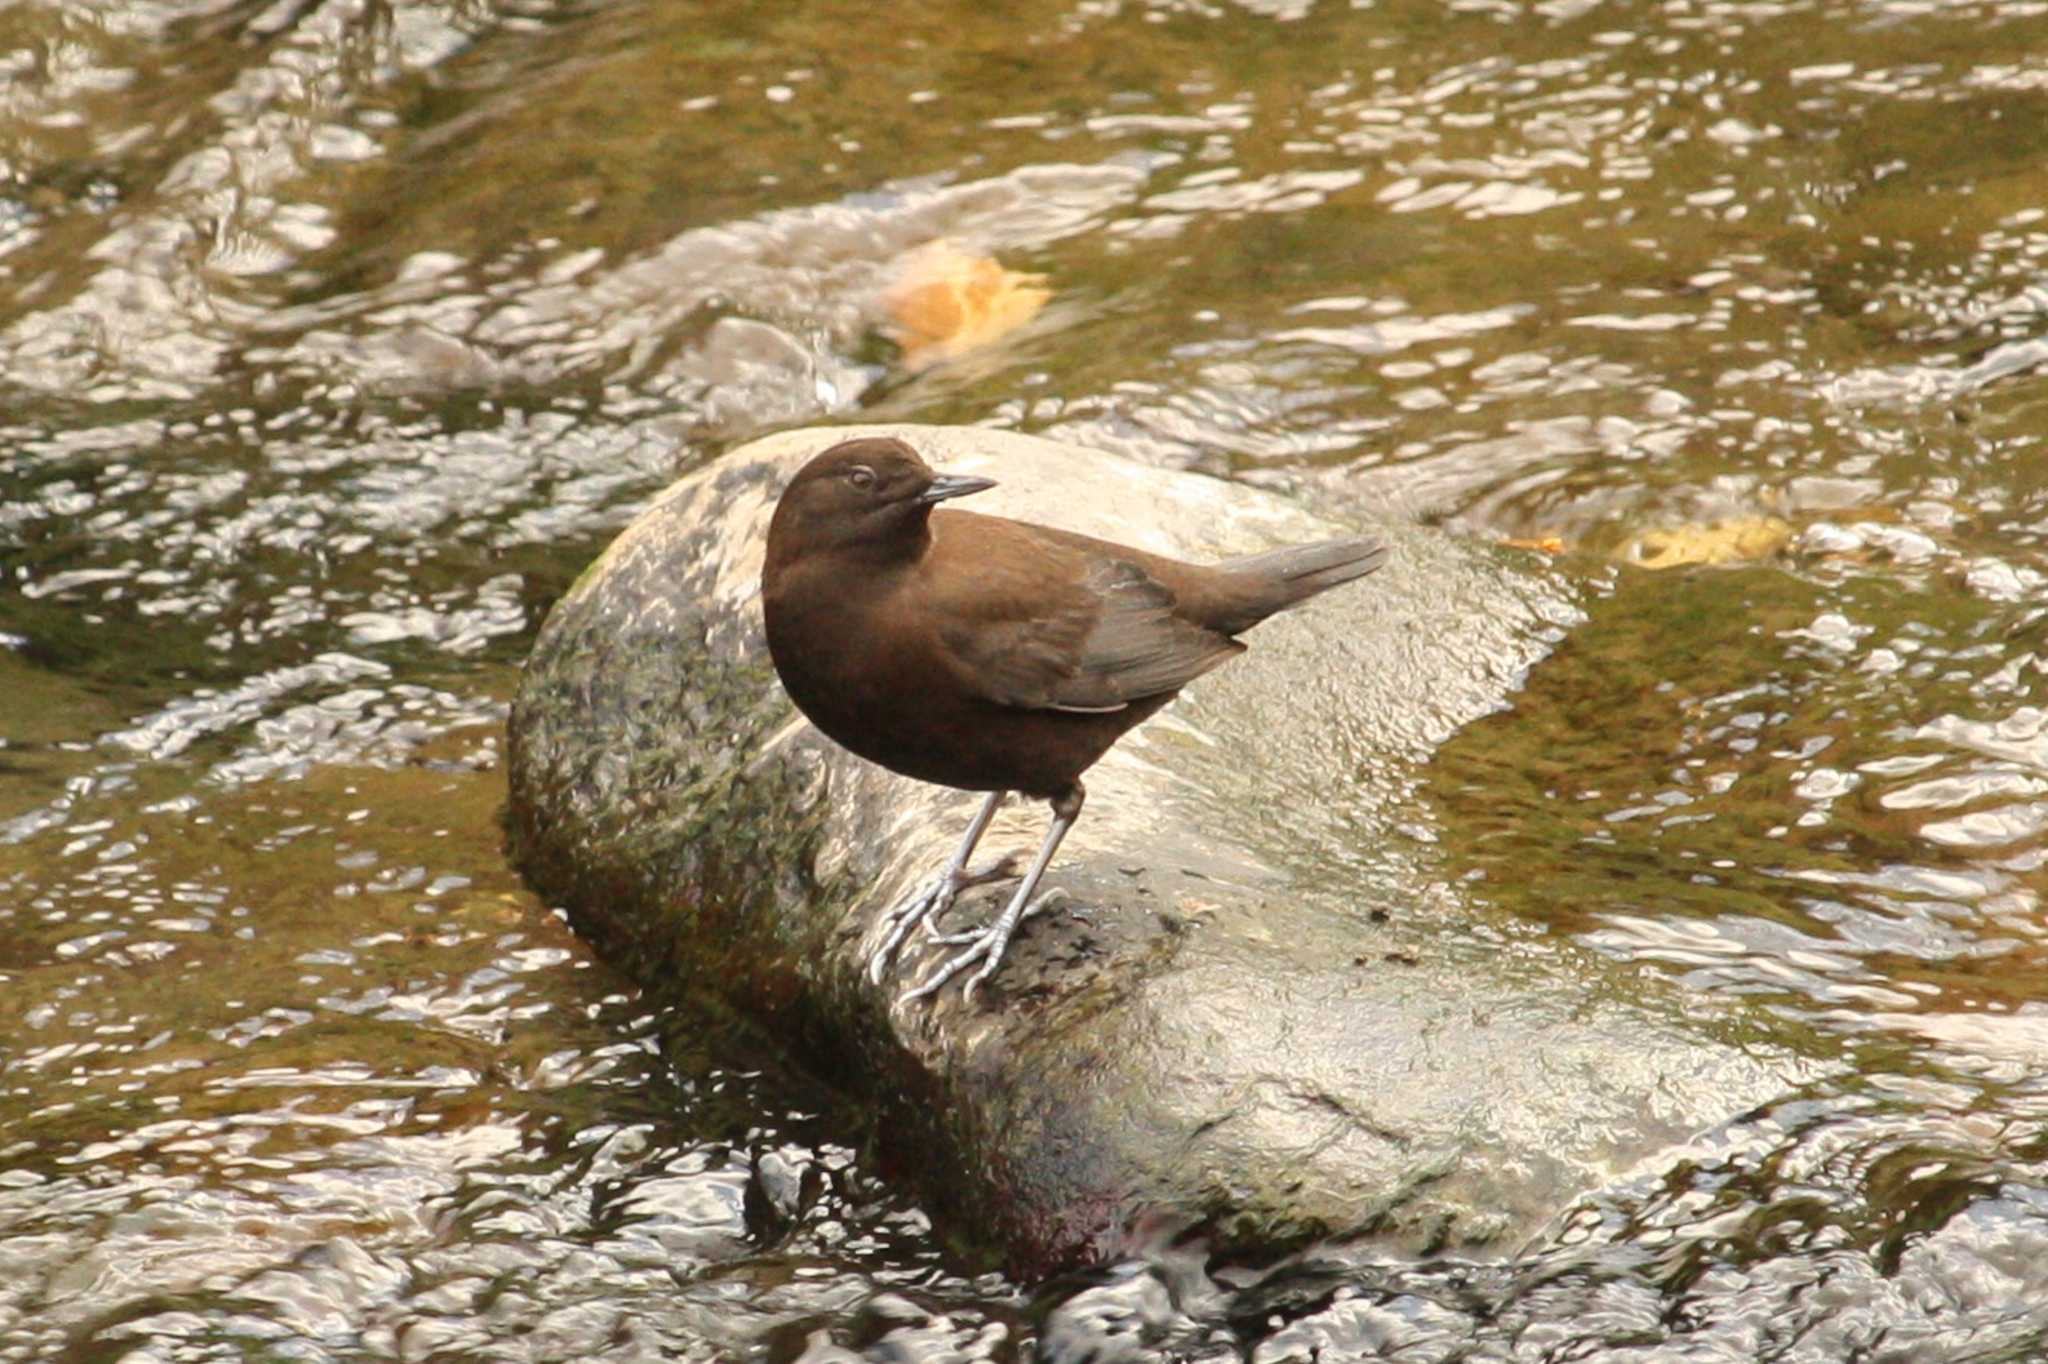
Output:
[{"left": 507, "top": 424, "right": 1802, "bottom": 1274}]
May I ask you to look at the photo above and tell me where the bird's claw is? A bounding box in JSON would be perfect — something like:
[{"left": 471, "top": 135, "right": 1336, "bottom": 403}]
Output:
[
  {"left": 867, "top": 855, "right": 1022, "bottom": 984},
  {"left": 900, "top": 889, "right": 1067, "bottom": 1005},
  {"left": 899, "top": 928, "right": 998, "bottom": 1005},
  {"left": 868, "top": 875, "right": 948, "bottom": 985},
  {"left": 923, "top": 883, "right": 1059, "bottom": 947},
  {"left": 919, "top": 853, "right": 1019, "bottom": 938}
]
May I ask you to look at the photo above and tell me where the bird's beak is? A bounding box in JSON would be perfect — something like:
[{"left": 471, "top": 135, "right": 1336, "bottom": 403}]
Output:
[{"left": 914, "top": 471, "right": 998, "bottom": 505}]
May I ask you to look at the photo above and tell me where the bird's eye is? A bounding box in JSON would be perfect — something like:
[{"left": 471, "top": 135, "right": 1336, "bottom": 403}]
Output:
[{"left": 847, "top": 465, "right": 877, "bottom": 491}]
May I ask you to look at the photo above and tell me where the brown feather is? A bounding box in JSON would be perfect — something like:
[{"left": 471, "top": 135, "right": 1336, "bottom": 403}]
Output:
[{"left": 923, "top": 513, "right": 1243, "bottom": 713}]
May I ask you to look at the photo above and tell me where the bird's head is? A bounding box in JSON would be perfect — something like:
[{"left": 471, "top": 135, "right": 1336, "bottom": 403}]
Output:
[{"left": 766, "top": 437, "right": 996, "bottom": 567}]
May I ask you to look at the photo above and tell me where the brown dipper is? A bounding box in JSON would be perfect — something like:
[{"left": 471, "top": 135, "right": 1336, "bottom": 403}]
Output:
[{"left": 761, "top": 436, "right": 1387, "bottom": 1003}]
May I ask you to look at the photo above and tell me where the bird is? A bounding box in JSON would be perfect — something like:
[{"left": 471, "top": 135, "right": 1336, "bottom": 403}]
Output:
[{"left": 760, "top": 435, "right": 1388, "bottom": 1004}]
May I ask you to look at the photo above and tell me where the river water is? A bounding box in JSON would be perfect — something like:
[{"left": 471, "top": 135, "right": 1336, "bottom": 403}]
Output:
[{"left": 3, "top": 0, "right": 2047, "bottom": 1358}]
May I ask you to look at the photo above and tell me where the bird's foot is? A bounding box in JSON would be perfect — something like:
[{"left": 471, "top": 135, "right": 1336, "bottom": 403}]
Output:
[
  {"left": 867, "top": 854, "right": 1021, "bottom": 984},
  {"left": 920, "top": 853, "right": 1022, "bottom": 938},
  {"left": 901, "top": 888, "right": 1069, "bottom": 1006},
  {"left": 924, "top": 880, "right": 1056, "bottom": 946}
]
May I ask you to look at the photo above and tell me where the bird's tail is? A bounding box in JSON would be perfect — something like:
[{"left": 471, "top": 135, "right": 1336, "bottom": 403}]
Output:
[{"left": 1216, "top": 537, "right": 1388, "bottom": 629}]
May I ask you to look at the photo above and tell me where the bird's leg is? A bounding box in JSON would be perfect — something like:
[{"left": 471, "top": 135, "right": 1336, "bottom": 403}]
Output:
[
  {"left": 901, "top": 783, "right": 1083, "bottom": 1005},
  {"left": 868, "top": 791, "right": 1013, "bottom": 984}
]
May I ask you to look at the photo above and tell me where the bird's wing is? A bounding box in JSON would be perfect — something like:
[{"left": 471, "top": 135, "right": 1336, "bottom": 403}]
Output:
[{"left": 925, "top": 517, "right": 1243, "bottom": 712}]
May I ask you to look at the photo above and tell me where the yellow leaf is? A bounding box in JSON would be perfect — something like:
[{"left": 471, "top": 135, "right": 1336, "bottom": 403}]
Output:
[
  {"left": 1624, "top": 517, "right": 1792, "bottom": 569},
  {"left": 883, "top": 241, "right": 1050, "bottom": 371}
]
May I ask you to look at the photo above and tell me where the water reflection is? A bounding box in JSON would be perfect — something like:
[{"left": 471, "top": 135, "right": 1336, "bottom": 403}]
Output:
[
  {"left": 0, "top": 739, "right": 1009, "bottom": 1360},
  {"left": 4, "top": 0, "right": 2048, "bottom": 1354}
]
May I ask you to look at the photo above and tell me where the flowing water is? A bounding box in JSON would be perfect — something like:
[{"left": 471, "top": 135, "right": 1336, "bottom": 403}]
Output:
[{"left": 3, "top": 0, "right": 2047, "bottom": 1358}]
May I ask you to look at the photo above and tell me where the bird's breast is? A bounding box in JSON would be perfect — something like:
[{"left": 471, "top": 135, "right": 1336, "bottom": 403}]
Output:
[{"left": 762, "top": 559, "right": 1149, "bottom": 797}]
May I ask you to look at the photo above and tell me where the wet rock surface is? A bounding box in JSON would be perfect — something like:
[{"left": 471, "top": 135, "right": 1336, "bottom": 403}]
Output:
[{"left": 509, "top": 423, "right": 1807, "bottom": 1271}]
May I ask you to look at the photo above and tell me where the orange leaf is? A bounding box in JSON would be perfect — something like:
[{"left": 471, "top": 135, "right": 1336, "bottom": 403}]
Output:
[{"left": 883, "top": 241, "right": 1050, "bottom": 371}]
